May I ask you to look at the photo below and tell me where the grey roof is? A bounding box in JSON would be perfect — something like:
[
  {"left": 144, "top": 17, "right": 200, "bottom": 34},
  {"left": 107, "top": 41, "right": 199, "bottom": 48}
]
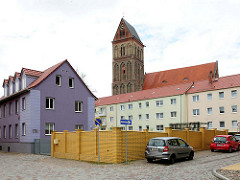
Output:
[
  {"left": 122, "top": 18, "right": 142, "bottom": 43},
  {"left": 151, "top": 137, "right": 180, "bottom": 140}
]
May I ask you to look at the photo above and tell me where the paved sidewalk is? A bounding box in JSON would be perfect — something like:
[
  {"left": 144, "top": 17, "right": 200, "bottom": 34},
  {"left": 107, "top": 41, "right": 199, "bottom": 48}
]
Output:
[{"left": 214, "top": 163, "right": 240, "bottom": 180}]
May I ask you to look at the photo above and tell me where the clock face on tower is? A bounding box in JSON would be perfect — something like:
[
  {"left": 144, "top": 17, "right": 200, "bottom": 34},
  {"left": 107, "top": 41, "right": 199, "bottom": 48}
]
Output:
[{"left": 120, "top": 24, "right": 125, "bottom": 30}]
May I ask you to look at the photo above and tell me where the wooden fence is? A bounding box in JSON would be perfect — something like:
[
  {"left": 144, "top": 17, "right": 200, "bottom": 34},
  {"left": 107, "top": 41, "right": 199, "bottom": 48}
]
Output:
[{"left": 51, "top": 127, "right": 228, "bottom": 164}]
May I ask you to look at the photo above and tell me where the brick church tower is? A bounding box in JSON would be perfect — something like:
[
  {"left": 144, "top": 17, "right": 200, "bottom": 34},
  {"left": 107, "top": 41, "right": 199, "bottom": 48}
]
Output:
[{"left": 112, "top": 18, "right": 145, "bottom": 95}]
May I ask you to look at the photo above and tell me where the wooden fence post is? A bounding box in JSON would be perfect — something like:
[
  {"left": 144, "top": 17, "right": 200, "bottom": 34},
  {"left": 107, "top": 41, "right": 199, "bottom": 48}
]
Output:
[
  {"left": 64, "top": 130, "right": 68, "bottom": 155},
  {"left": 165, "top": 127, "right": 172, "bottom": 137},
  {"left": 76, "top": 129, "right": 83, "bottom": 160},
  {"left": 143, "top": 129, "right": 149, "bottom": 146},
  {"left": 51, "top": 131, "right": 56, "bottom": 157},
  {"left": 200, "top": 127, "right": 206, "bottom": 150},
  {"left": 185, "top": 128, "right": 190, "bottom": 143},
  {"left": 213, "top": 128, "right": 217, "bottom": 137}
]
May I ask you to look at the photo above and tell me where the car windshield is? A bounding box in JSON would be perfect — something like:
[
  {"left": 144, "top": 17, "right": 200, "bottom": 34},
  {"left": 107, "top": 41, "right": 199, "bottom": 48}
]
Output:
[
  {"left": 235, "top": 135, "right": 240, "bottom": 141},
  {"left": 148, "top": 139, "right": 166, "bottom": 147},
  {"left": 213, "top": 136, "right": 227, "bottom": 142}
]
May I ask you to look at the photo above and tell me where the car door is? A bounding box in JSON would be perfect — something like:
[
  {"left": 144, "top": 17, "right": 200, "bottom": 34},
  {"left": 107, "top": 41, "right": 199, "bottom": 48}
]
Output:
[
  {"left": 177, "top": 139, "right": 191, "bottom": 158},
  {"left": 168, "top": 139, "right": 182, "bottom": 159},
  {"left": 232, "top": 137, "right": 238, "bottom": 150}
]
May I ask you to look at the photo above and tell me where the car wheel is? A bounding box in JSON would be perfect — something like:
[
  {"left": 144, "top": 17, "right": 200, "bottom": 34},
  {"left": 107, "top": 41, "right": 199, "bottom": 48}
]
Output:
[
  {"left": 228, "top": 146, "right": 232, "bottom": 153},
  {"left": 169, "top": 155, "right": 176, "bottom": 164},
  {"left": 237, "top": 145, "right": 240, "bottom": 151},
  {"left": 147, "top": 158, "right": 153, "bottom": 163},
  {"left": 211, "top": 149, "right": 214, "bottom": 152},
  {"left": 188, "top": 151, "right": 194, "bottom": 160}
]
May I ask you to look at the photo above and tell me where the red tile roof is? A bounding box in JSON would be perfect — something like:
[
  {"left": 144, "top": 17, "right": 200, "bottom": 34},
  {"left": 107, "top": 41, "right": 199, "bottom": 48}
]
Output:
[
  {"left": 143, "top": 62, "right": 218, "bottom": 90},
  {"left": 22, "top": 68, "right": 43, "bottom": 77},
  {"left": 187, "top": 74, "right": 240, "bottom": 94},
  {"left": 96, "top": 82, "right": 193, "bottom": 106}
]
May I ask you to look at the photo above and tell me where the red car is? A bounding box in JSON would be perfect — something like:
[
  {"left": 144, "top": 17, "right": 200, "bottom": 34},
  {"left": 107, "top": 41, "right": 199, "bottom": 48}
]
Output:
[{"left": 210, "top": 135, "right": 239, "bottom": 153}]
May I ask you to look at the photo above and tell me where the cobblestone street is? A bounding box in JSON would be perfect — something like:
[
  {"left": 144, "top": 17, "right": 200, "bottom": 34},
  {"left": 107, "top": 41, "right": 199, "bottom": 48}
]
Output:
[{"left": 1, "top": 150, "right": 240, "bottom": 180}]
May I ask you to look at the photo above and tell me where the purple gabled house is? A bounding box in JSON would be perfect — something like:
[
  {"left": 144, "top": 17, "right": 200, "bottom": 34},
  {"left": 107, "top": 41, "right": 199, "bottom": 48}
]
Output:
[{"left": 0, "top": 60, "right": 96, "bottom": 153}]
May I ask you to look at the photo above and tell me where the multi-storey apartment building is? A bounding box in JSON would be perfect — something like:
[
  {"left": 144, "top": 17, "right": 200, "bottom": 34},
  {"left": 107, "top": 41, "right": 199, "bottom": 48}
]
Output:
[
  {"left": 187, "top": 74, "right": 240, "bottom": 132},
  {"left": 0, "top": 60, "right": 96, "bottom": 153}
]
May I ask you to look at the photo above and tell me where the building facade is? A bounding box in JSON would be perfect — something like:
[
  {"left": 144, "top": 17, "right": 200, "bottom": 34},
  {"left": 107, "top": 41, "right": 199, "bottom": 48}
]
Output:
[{"left": 0, "top": 60, "right": 96, "bottom": 153}]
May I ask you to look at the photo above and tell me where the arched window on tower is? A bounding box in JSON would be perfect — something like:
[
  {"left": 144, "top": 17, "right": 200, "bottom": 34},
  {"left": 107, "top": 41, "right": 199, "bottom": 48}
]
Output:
[
  {"left": 114, "top": 64, "right": 119, "bottom": 81},
  {"left": 127, "top": 83, "right": 132, "bottom": 93},
  {"left": 121, "top": 45, "right": 125, "bottom": 56},
  {"left": 120, "top": 84, "right": 125, "bottom": 94},
  {"left": 114, "top": 46, "right": 118, "bottom": 58},
  {"left": 121, "top": 64, "right": 126, "bottom": 80},
  {"left": 127, "top": 61, "right": 132, "bottom": 80},
  {"left": 114, "top": 85, "right": 119, "bottom": 95}
]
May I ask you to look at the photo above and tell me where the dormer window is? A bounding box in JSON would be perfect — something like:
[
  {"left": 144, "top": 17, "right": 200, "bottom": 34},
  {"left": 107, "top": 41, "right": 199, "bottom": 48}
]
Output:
[
  {"left": 15, "top": 80, "right": 19, "bottom": 92},
  {"left": 9, "top": 83, "right": 13, "bottom": 95},
  {"left": 183, "top": 77, "right": 188, "bottom": 81},
  {"left": 162, "top": 80, "right": 167, "bottom": 83},
  {"left": 22, "top": 77, "right": 26, "bottom": 89},
  {"left": 4, "top": 86, "right": 7, "bottom": 97}
]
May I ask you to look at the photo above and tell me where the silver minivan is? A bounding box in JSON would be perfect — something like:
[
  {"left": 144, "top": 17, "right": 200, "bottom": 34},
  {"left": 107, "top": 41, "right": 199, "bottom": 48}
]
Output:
[{"left": 145, "top": 137, "right": 194, "bottom": 164}]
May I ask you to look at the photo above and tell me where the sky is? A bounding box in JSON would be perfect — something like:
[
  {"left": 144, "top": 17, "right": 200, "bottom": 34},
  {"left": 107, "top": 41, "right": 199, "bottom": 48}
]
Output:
[{"left": 1, "top": 0, "right": 240, "bottom": 98}]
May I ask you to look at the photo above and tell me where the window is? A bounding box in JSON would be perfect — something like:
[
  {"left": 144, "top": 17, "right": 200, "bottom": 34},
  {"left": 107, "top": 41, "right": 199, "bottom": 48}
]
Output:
[
  {"left": 15, "top": 80, "right": 19, "bottom": 92},
  {"left": 156, "top": 113, "right": 163, "bottom": 119},
  {"left": 207, "top": 107, "right": 212, "bottom": 115},
  {"left": 110, "top": 117, "right": 114, "bottom": 123},
  {"left": 128, "top": 126, "right": 133, "bottom": 130},
  {"left": 139, "top": 126, "right": 142, "bottom": 131},
  {"left": 146, "top": 102, "right": 150, "bottom": 108},
  {"left": 232, "top": 120, "right": 238, "bottom": 128},
  {"left": 22, "top": 123, "right": 26, "bottom": 136},
  {"left": 128, "top": 104, "right": 133, "bottom": 110},
  {"left": 120, "top": 105, "right": 125, "bottom": 111},
  {"left": 45, "top": 123, "right": 55, "bottom": 135},
  {"left": 171, "top": 111, "right": 177, "bottom": 118},
  {"left": 192, "top": 95, "right": 199, "bottom": 102},
  {"left": 171, "top": 98, "right": 176, "bottom": 105},
  {"left": 219, "top": 121, "right": 225, "bottom": 128},
  {"left": 138, "top": 114, "right": 142, "bottom": 120},
  {"left": 128, "top": 115, "right": 133, "bottom": 120},
  {"left": 3, "top": 126, "right": 6, "bottom": 138},
  {"left": 9, "top": 83, "right": 13, "bottom": 95},
  {"left": 146, "top": 114, "right": 149, "bottom": 120},
  {"left": 9, "top": 102, "right": 12, "bottom": 115},
  {"left": 207, "top": 93, "right": 212, "bottom": 100},
  {"left": 138, "top": 102, "right": 142, "bottom": 108},
  {"left": 4, "top": 86, "right": 7, "bottom": 97},
  {"left": 15, "top": 124, "right": 19, "bottom": 138},
  {"left": 109, "top": 106, "right": 114, "bottom": 111},
  {"left": 69, "top": 78, "right": 74, "bottom": 88},
  {"left": 22, "top": 97, "right": 26, "bottom": 110},
  {"left": 4, "top": 104, "right": 6, "bottom": 117},
  {"left": 232, "top": 105, "right": 237, "bottom": 113},
  {"left": 46, "top": 97, "right": 54, "bottom": 109},
  {"left": 75, "top": 101, "right": 82, "bottom": 112},
  {"left": 56, "top": 75, "right": 61, "bottom": 86},
  {"left": 231, "top": 90, "right": 237, "bottom": 98},
  {"left": 156, "top": 125, "right": 164, "bottom": 131},
  {"left": 22, "top": 77, "right": 26, "bottom": 89},
  {"left": 75, "top": 124, "right": 83, "bottom": 130},
  {"left": 193, "top": 109, "right": 200, "bottom": 116},
  {"left": 208, "top": 121, "right": 213, "bottom": 129},
  {"left": 120, "top": 116, "right": 125, "bottom": 120},
  {"left": 146, "top": 125, "right": 149, "bottom": 130},
  {"left": 15, "top": 100, "right": 19, "bottom": 114},
  {"left": 156, "top": 100, "right": 163, "bottom": 107},
  {"left": 9, "top": 125, "right": 12, "bottom": 139},
  {"left": 219, "top": 92, "right": 224, "bottom": 99},
  {"left": 219, "top": 106, "right": 224, "bottom": 114},
  {"left": 100, "top": 127, "right": 106, "bottom": 130}
]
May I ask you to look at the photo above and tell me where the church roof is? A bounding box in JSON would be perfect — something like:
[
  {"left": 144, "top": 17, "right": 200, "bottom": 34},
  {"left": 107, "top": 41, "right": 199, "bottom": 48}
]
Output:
[
  {"left": 143, "top": 61, "right": 218, "bottom": 90},
  {"left": 122, "top": 18, "right": 142, "bottom": 43}
]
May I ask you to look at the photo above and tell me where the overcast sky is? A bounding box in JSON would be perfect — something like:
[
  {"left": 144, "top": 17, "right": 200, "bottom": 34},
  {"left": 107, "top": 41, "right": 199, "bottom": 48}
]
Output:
[{"left": 1, "top": 0, "right": 240, "bottom": 98}]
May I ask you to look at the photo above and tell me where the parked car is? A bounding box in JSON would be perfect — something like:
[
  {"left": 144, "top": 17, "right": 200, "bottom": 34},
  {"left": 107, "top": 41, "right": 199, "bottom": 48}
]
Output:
[
  {"left": 145, "top": 137, "right": 194, "bottom": 164},
  {"left": 234, "top": 134, "right": 240, "bottom": 141},
  {"left": 210, "top": 135, "right": 239, "bottom": 153}
]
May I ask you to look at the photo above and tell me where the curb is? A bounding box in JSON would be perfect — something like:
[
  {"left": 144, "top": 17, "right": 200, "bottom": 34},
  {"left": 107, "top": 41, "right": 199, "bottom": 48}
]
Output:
[{"left": 212, "top": 168, "right": 230, "bottom": 180}]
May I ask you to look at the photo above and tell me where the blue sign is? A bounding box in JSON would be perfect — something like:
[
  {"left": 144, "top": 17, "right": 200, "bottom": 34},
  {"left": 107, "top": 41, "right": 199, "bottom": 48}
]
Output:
[
  {"left": 120, "top": 119, "right": 132, "bottom": 125},
  {"left": 94, "top": 117, "right": 102, "bottom": 126}
]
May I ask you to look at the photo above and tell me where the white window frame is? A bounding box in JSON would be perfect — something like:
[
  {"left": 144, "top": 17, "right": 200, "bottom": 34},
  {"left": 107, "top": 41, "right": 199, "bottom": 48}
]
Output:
[
  {"left": 219, "top": 106, "right": 224, "bottom": 114},
  {"left": 9, "top": 125, "right": 12, "bottom": 139},
  {"left": 4, "top": 104, "right": 6, "bottom": 117},
  {"left": 9, "top": 83, "right": 13, "bottom": 95},
  {"left": 171, "top": 98, "right": 176, "bottom": 105},
  {"left": 156, "top": 125, "right": 164, "bottom": 131},
  {"left": 128, "top": 126, "right": 133, "bottom": 130},
  {"left": 46, "top": 97, "right": 55, "bottom": 110},
  {"left": 193, "top": 109, "right": 200, "bottom": 116},
  {"left": 208, "top": 121, "right": 213, "bottom": 129},
  {"left": 9, "top": 102, "right": 12, "bottom": 115},
  {"left": 45, "top": 123, "right": 55, "bottom": 135},
  {"left": 110, "top": 117, "right": 114, "bottom": 123},
  {"left": 75, "top": 124, "right": 83, "bottom": 130},
  {"left": 156, "top": 113, "right": 163, "bottom": 119},
  {"left": 15, "top": 100, "right": 19, "bottom": 115},
  {"left": 138, "top": 102, "right": 142, "bottom": 109},
  {"left": 109, "top": 106, "right": 114, "bottom": 111},
  {"left": 75, "top": 101, "right": 82, "bottom": 112},
  {"left": 22, "top": 123, "right": 26, "bottom": 136},
  {"left": 219, "top": 121, "right": 225, "bottom": 128},
  {"left": 170, "top": 111, "right": 177, "bottom": 118},
  {"left": 231, "top": 90, "right": 237, "bottom": 98},
  {"left": 15, "top": 80, "right": 19, "bottom": 92},
  {"left": 232, "top": 105, "right": 237, "bottom": 113},
  {"left": 219, "top": 92, "right": 224, "bottom": 99},
  {"left": 69, "top": 77, "right": 74, "bottom": 88},
  {"left": 207, "top": 93, "right": 212, "bottom": 100},
  {"left": 128, "top": 104, "right": 133, "bottom": 110},
  {"left": 56, "top": 75, "right": 62, "bottom": 86},
  {"left": 15, "top": 124, "right": 19, "bottom": 138},
  {"left": 4, "top": 126, "right": 6, "bottom": 138},
  {"left": 232, "top": 120, "right": 238, "bottom": 128},
  {"left": 4, "top": 86, "right": 7, "bottom": 97},
  {"left": 139, "top": 126, "right": 142, "bottom": 131},
  {"left": 138, "top": 114, "right": 142, "bottom": 120},
  {"left": 207, "top": 107, "right": 212, "bottom": 115},
  {"left": 146, "top": 102, "right": 150, "bottom": 108},
  {"left": 22, "top": 77, "right": 26, "bottom": 89},
  {"left": 146, "top": 125, "right": 149, "bottom": 130},
  {"left": 22, "top": 97, "right": 26, "bottom": 110},
  {"left": 146, "top": 114, "right": 149, "bottom": 120},
  {"left": 120, "top": 105, "right": 125, "bottom": 111},
  {"left": 156, "top": 100, "right": 163, "bottom": 107},
  {"left": 128, "top": 115, "right": 133, "bottom": 121},
  {"left": 120, "top": 116, "right": 125, "bottom": 120},
  {"left": 192, "top": 95, "right": 199, "bottom": 102}
]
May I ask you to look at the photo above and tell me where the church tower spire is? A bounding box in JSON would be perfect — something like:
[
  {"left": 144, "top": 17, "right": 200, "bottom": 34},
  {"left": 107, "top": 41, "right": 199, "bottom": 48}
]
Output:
[{"left": 112, "top": 18, "right": 145, "bottom": 95}]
